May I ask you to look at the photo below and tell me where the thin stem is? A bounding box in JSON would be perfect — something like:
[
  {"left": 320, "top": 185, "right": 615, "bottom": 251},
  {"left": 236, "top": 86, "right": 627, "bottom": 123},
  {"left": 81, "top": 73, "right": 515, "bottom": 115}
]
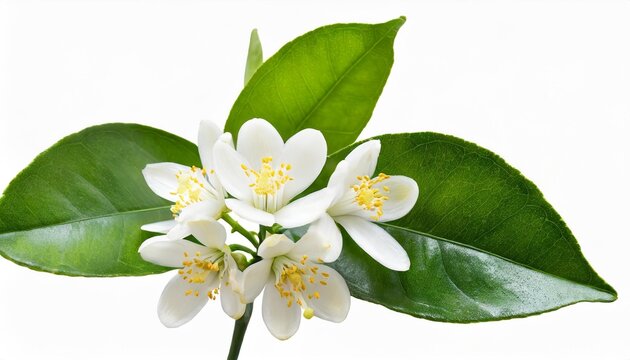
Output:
[
  {"left": 227, "top": 303, "right": 253, "bottom": 360},
  {"left": 229, "top": 244, "right": 257, "bottom": 257},
  {"left": 222, "top": 213, "right": 259, "bottom": 248}
]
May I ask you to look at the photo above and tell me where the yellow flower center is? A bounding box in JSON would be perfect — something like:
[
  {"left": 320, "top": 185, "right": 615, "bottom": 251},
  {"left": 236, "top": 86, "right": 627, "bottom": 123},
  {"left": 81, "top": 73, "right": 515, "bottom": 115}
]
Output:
[
  {"left": 241, "top": 157, "right": 293, "bottom": 196},
  {"left": 178, "top": 251, "right": 221, "bottom": 299},
  {"left": 353, "top": 173, "right": 391, "bottom": 221},
  {"left": 170, "top": 166, "right": 212, "bottom": 216},
  {"left": 275, "top": 256, "right": 329, "bottom": 319}
]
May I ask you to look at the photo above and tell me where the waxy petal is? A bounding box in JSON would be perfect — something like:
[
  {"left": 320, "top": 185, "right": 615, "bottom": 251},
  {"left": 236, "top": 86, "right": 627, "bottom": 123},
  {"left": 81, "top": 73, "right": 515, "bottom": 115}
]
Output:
[
  {"left": 225, "top": 199, "right": 275, "bottom": 226},
  {"left": 344, "top": 140, "right": 380, "bottom": 179},
  {"left": 258, "top": 234, "right": 295, "bottom": 259},
  {"left": 278, "top": 128, "right": 327, "bottom": 203},
  {"left": 274, "top": 189, "right": 333, "bottom": 228},
  {"left": 236, "top": 119, "right": 284, "bottom": 169},
  {"left": 221, "top": 280, "right": 246, "bottom": 320},
  {"left": 142, "top": 162, "right": 191, "bottom": 202},
  {"left": 214, "top": 142, "right": 254, "bottom": 202},
  {"left": 262, "top": 280, "right": 301, "bottom": 340},
  {"left": 242, "top": 259, "right": 273, "bottom": 303},
  {"left": 141, "top": 220, "right": 177, "bottom": 234},
  {"left": 335, "top": 215, "right": 410, "bottom": 271},
  {"left": 353, "top": 175, "right": 419, "bottom": 223},
  {"left": 198, "top": 120, "right": 225, "bottom": 192},
  {"left": 288, "top": 214, "right": 342, "bottom": 263},
  {"left": 167, "top": 200, "right": 225, "bottom": 239},
  {"left": 186, "top": 220, "right": 227, "bottom": 250},
  {"left": 304, "top": 264, "right": 350, "bottom": 323},
  {"left": 140, "top": 238, "right": 210, "bottom": 268},
  {"left": 157, "top": 273, "right": 217, "bottom": 328}
]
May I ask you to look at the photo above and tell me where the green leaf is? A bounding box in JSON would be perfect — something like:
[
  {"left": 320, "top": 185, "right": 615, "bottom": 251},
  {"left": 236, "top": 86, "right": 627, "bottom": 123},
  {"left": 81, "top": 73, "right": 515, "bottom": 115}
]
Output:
[
  {"left": 314, "top": 133, "right": 617, "bottom": 322},
  {"left": 225, "top": 17, "right": 405, "bottom": 154},
  {"left": 244, "top": 29, "right": 263, "bottom": 85},
  {"left": 0, "top": 124, "right": 200, "bottom": 276}
]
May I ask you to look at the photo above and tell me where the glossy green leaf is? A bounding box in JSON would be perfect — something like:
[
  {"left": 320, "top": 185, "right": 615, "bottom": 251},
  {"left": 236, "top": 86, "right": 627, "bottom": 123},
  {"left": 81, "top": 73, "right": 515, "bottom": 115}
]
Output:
[
  {"left": 312, "top": 133, "right": 617, "bottom": 322},
  {"left": 244, "top": 29, "right": 263, "bottom": 85},
  {"left": 225, "top": 17, "right": 405, "bottom": 153},
  {"left": 0, "top": 124, "right": 200, "bottom": 276}
]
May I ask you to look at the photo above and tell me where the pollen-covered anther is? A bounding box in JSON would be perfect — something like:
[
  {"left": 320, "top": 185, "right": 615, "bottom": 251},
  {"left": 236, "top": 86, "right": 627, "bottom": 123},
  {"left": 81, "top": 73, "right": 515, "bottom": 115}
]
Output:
[
  {"left": 241, "top": 157, "right": 294, "bottom": 196},
  {"left": 275, "top": 261, "right": 329, "bottom": 311},
  {"left": 169, "top": 166, "right": 212, "bottom": 215},
  {"left": 352, "top": 172, "right": 391, "bottom": 220}
]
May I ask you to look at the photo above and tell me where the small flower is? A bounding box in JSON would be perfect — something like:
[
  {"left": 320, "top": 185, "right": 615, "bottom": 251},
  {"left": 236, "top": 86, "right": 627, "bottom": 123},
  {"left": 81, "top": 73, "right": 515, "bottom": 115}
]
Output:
[
  {"left": 213, "top": 119, "right": 333, "bottom": 228},
  {"left": 139, "top": 220, "right": 245, "bottom": 327},
  {"left": 324, "top": 140, "right": 419, "bottom": 271},
  {"left": 141, "top": 120, "right": 230, "bottom": 238},
  {"left": 241, "top": 231, "right": 350, "bottom": 340}
]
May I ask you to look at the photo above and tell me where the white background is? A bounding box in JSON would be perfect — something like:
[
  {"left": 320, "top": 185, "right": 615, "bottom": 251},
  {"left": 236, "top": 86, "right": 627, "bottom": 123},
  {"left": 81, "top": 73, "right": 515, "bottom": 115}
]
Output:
[{"left": 1, "top": 0, "right": 628, "bottom": 359}]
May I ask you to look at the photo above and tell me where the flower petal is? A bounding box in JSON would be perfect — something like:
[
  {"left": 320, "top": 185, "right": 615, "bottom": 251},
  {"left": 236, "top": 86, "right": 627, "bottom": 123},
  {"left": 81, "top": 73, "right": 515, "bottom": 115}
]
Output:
[
  {"left": 167, "top": 200, "right": 225, "bottom": 239},
  {"left": 198, "top": 119, "right": 225, "bottom": 191},
  {"left": 278, "top": 128, "right": 327, "bottom": 203},
  {"left": 288, "top": 214, "right": 342, "bottom": 263},
  {"left": 360, "top": 175, "right": 419, "bottom": 222},
  {"left": 304, "top": 264, "right": 350, "bottom": 323},
  {"left": 142, "top": 162, "right": 190, "bottom": 202},
  {"left": 141, "top": 220, "right": 177, "bottom": 234},
  {"left": 344, "top": 140, "right": 381, "bottom": 179},
  {"left": 327, "top": 160, "right": 353, "bottom": 204},
  {"left": 335, "top": 215, "right": 410, "bottom": 271},
  {"left": 214, "top": 142, "right": 254, "bottom": 202},
  {"left": 262, "top": 280, "right": 301, "bottom": 340},
  {"left": 236, "top": 119, "right": 284, "bottom": 168},
  {"left": 274, "top": 189, "right": 333, "bottom": 228},
  {"left": 157, "top": 273, "right": 216, "bottom": 328},
  {"left": 225, "top": 199, "right": 275, "bottom": 226},
  {"left": 197, "top": 119, "right": 222, "bottom": 171},
  {"left": 242, "top": 259, "right": 273, "bottom": 303},
  {"left": 140, "top": 238, "right": 209, "bottom": 268},
  {"left": 258, "top": 234, "right": 295, "bottom": 259},
  {"left": 221, "top": 279, "right": 246, "bottom": 320},
  {"left": 186, "top": 220, "right": 227, "bottom": 249}
]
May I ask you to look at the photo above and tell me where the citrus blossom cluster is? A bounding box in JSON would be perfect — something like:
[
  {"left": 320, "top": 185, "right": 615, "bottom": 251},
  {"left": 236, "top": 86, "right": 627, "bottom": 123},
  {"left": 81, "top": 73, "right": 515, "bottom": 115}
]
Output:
[{"left": 139, "top": 118, "right": 419, "bottom": 339}]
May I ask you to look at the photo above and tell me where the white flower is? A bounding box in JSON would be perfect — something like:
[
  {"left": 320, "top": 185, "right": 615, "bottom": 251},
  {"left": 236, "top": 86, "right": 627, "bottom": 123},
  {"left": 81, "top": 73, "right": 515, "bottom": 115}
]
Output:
[
  {"left": 139, "top": 220, "right": 246, "bottom": 327},
  {"left": 323, "top": 140, "right": 419, "bottom": 271},
  {"left": 241, "top": 230, "right": 350, "bottom": 340},
  {"left": 213, "top": 119, "right": 332, "bottom": 228},
  {"left": 142, "top": 120, "right": 231, "bottom": 238}
]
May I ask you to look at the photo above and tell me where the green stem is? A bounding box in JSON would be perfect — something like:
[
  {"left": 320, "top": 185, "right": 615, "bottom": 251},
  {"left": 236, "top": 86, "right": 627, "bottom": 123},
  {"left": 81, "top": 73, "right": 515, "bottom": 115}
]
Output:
[
  {"left": 227, "top": 303, "right": 253, "bottom": 360},
  {"left": 229, "top": 244, "right": 257, "bottom": 257},
  {"left": 222, "top": 213, "right": 259, "bottom": 248}
]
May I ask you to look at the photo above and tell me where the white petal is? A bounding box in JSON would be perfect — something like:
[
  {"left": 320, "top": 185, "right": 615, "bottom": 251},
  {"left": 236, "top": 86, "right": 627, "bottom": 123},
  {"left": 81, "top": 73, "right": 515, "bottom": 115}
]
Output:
[
  {"left": 274, "top": 189, "right": 334, "bottom": 228},
  {"left": 242, "top": 259, "right": 273, "bottom": 303},
  {"left": 166, "top": 223, "right": 191, "bottom": 240},
  {"left": 198, "top": 120, "right": 225, "bottom": 191},
  {"left": 141, "top": 220, "right": 177, "bottom": 234},
  {"left": 142, "top": 162, "right": 191, "bottom": 202},
  {"left": 221, "top": 279, "right": 246, "bottom": 320},
  {"left": 262, "top": 280, "right": 301, "bottom": 340},
  {"left": 214, "top": 142, "right": 254, "bottom": 201},
  {"left": 236, "top": 119, "right": 284, "bottom": 168},
  {"left": 179, "top": 198, "right": 225, "bottom": 222},
  {"left": 288, "top": 214, "right": 342, "bottom": 263},
  {"left": 157, "top": 273, "right": 216, "bottom": 328},
  {"left": 225, "top": 199, "right": 275, "bottom": 226},
  {"left": 359, "top": 175, "right": 419, "bottom": 222},
  {"left": 278, "top": 128, "right": 327, "bottom": 203},
  {"left": 335, "top": 216, "right": 410, "bottom": 271},
  {"left": 186, "top": 220, "right": 227, "bottom": 249},
  {"left": 197, "top": 119, "right": 222, "bottom": 171},
  {"left": 327, "top": 160, "right": 352, "bottom": 204},
  {"left": 304, "top": 264, "right": 350, "bottom": 322},
  {"left": 344, "top": 140, "right": 381, "bottom": 178},
  {"left": 258, "top": 234, "right": 295, "bottom": 259},
  {"left": 140, "top": 238, "right": 209, "bottom": 268}
]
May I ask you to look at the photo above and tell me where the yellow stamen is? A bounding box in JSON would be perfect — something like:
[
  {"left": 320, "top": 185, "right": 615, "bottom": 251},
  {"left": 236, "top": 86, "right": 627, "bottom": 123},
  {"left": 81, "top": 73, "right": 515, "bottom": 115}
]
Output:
[{"left": 353, "top": 172, "right": 391, "bottom": 221}]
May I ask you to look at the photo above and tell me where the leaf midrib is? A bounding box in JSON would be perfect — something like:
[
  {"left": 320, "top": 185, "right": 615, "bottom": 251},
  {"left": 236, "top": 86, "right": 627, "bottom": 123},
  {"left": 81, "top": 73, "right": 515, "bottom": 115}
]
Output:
[
  {"left": 378, "top": 222, "right": 616, "bottom": 298},
  {"left": 0, "top": 205, "right": 170, "bottom": 237}
]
